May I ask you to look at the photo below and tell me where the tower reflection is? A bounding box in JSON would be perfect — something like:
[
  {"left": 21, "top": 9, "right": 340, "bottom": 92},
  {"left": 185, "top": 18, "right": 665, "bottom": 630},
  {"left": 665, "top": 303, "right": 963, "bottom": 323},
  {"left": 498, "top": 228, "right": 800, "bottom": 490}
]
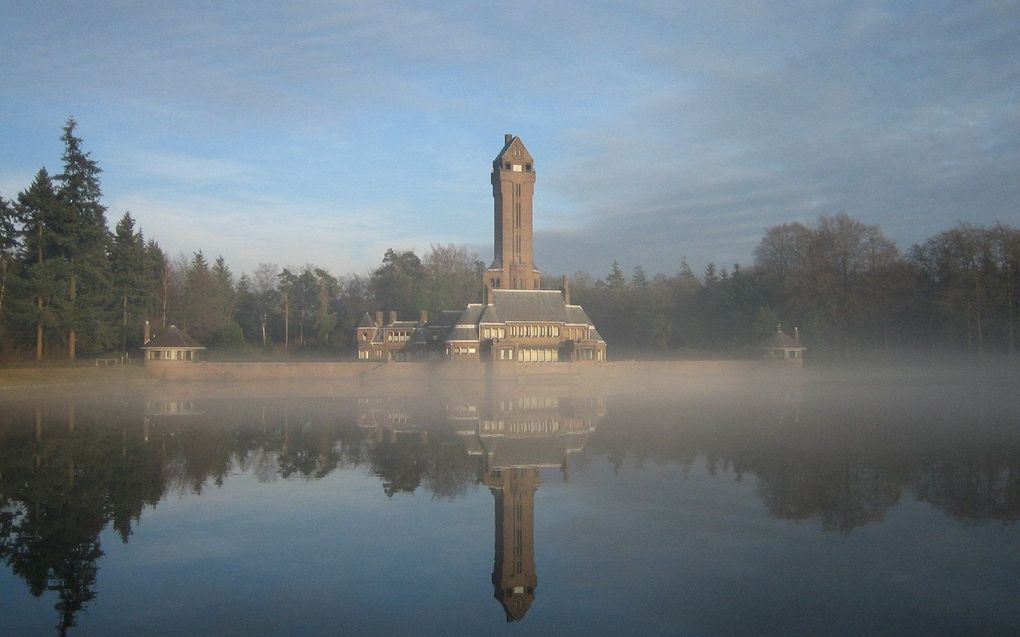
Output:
[{"left": 457, "top": 391, "right": 605, "bottom": 621}]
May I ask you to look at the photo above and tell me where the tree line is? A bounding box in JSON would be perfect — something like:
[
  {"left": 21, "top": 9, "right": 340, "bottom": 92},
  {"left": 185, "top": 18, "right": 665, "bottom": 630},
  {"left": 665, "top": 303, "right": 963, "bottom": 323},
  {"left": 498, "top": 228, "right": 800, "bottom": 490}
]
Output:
[{"left": 1, "top": 120, "right": 1017, "bottom": 361}]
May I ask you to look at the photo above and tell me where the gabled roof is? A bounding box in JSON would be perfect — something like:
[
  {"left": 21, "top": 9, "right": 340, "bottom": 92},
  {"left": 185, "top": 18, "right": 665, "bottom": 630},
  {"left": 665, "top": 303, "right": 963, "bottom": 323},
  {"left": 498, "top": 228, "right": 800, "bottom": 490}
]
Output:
[
  {"left": 494, "top": 135, "right": 533, "bottom": 164},
  {"left": 142, "top": 325, "right": 205, "bottom": 349},
  {"left": 760, "top": 329, "right": 806, "bottom": 350},
  {"left": 357, "top": 312, "right": 377, "bottom": 328},
  {"left": 457, "top": 303, "right": 485, "bottom": 326}
]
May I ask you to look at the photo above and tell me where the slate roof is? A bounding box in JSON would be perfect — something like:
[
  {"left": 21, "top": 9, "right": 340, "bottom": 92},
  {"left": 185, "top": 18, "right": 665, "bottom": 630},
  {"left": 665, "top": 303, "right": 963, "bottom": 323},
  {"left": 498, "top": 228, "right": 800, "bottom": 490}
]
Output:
[
  {"left": 480, "top": 290, "right": 572, "bottom": 323},
  {"left": 565, "top": 304, "right": 595, "bottom": 325},
  {"left": 430, "top": 310, "right": 463, "bottom": 329},
  {"left": 760, "top": 329, "right": 806, "bottom": 350},
  {"left": 357, "top": 312, "right": 376, "bottom": 328},
  {"left": 457, "top": 303, "right": 485, "bottom": 326},
  {"left": 142, "top": 325, "right": 205, "bottom": 349}
]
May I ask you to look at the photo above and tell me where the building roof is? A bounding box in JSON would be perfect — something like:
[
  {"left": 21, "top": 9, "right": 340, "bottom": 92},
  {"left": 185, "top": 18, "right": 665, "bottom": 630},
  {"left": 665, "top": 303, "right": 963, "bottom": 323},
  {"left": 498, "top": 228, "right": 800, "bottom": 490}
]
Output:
[
  {"left": 480, "top": 290, "right": 573, "bottom": 323},
  {"left": 458, "top": 303, "right": 485, "bottom": 326},
  {"left": 386, "top": 321, "right": 419, "bottom": 328},
  {"left": 142, "top": 325, "right": 205, "bottom": 349},
  {"left": 760, "top": 328, "right": 806, "bottom": 350},
  {"left": 429, "top": 310, "right": 463, "bottom": 329},
  {"left": 358, "top": 312, "right": 377, "bottom": 328},
  {"left": 565, "top": 304, "right": 596, "bottom": 325},
  {"left": 493, "top": 134, "right": 533, "bottom": 164},
  {"left": 447, "top": 326, "right": 479, "bottom": 342}
]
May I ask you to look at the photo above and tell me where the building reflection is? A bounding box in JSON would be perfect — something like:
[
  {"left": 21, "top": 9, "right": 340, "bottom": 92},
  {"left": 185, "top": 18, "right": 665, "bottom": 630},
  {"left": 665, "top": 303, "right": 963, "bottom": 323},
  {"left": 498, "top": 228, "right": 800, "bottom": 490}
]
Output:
[
  {"left": 2, "top": 384, "right": 1018, "bottom": 633},
  {"left": 353, "top": 390, "right": 606, "bottom": 621},
  {"left": 456, "top": 391, "right": 605, "bottom": 622}
]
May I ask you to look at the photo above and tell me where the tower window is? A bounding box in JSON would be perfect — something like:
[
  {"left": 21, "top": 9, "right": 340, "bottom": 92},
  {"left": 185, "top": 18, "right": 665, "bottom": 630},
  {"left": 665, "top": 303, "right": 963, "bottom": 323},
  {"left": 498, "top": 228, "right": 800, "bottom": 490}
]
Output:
[
  {"left": 504, "top": 162, "right": 511, "bottom": 169},
  {"left": 525, "top": 164, "right": 532, "bottom": 171}
]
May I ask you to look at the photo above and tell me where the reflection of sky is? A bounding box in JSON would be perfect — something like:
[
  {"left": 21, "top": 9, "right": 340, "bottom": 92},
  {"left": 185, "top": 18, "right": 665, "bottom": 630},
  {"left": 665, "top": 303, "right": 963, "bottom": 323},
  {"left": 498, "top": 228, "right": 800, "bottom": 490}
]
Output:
[
  {"left": 5, "top": 453, "right": 1018, "bottom": 635},
  {"left": 3, "top": 3, "right": 1018, "bottom": 277}
]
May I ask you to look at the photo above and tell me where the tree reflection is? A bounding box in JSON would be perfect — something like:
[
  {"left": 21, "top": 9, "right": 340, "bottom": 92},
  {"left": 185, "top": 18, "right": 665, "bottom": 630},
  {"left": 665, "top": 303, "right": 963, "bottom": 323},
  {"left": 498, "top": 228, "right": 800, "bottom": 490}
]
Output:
[
  {"left": 1, "top": 383, "right": 1017, "bottom": 632},
  {"left": 590, "top": 384, "right": 1020, "bottom": 534}
]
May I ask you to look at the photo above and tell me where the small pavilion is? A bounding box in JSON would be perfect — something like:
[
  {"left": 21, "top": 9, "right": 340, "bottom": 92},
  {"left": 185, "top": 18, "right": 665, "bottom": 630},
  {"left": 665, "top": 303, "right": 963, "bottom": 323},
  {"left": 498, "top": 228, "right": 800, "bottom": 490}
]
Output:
[
  {"left": 760, "top": 325, "right": 806, "bottom": 366},
  {"left": 141, "top": 325, "right": 205, "bottom": 363}
]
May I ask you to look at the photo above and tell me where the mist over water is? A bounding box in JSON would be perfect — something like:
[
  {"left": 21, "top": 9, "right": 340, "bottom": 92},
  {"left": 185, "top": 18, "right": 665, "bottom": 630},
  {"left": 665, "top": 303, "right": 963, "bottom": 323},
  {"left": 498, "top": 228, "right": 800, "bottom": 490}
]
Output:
[{"left": 1, "top": 365, "right": 1018, "bottom": 635}]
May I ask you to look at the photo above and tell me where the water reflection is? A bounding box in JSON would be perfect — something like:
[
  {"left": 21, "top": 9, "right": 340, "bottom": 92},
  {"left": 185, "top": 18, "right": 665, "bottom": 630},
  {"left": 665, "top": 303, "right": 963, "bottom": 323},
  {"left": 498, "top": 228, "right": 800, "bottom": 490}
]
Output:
[{"left": 0, "top": 377, "right": 1017, "bottom": 633}]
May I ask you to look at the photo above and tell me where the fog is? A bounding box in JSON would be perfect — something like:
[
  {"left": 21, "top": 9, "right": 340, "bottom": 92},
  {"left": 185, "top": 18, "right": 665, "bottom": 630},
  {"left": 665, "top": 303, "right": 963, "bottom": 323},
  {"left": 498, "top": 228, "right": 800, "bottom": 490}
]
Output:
[{"left": 1, "top": 363, "right": 1017, "bottom": 634}]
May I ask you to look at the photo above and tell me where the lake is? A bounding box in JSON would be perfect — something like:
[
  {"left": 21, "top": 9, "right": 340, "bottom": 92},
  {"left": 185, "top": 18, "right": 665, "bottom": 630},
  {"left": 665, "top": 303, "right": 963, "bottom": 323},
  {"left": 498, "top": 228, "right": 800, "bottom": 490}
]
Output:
[{"left": 1, "top": 367, "right": 1018, "bottom": 635}]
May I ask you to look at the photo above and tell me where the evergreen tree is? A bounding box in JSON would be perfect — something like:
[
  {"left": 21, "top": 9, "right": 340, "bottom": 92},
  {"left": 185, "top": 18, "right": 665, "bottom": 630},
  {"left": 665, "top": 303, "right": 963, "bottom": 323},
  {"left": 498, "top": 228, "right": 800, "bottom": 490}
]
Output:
[
  {"left": 182, "top": 251, "right": 219, "bottom": 342},
  {"left": 109, "top": 212, "right": 149, "bottom": 352},
  {"left": 15, "top": 170, "right": 64, "bottom": 359},
  {"left": 55, "top": 118, "right": 113, "bottom": 358},
  {"left": 0, "top": 195, "right": 18, "bottom": 326}
]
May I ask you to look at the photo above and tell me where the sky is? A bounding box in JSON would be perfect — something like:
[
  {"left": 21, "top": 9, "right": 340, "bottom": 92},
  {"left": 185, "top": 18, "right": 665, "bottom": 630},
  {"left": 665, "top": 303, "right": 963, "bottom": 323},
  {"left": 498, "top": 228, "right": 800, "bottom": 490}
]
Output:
[{"left": 2, "top": 1, "right": 1018, "bottom": 279}]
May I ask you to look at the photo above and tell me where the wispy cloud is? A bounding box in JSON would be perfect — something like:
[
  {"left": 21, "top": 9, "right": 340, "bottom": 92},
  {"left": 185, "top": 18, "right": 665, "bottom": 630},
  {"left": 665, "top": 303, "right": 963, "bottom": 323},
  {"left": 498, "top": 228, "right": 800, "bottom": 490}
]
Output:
[{"left": 2, "top": 1, "right": 1018, "bottom": 278}]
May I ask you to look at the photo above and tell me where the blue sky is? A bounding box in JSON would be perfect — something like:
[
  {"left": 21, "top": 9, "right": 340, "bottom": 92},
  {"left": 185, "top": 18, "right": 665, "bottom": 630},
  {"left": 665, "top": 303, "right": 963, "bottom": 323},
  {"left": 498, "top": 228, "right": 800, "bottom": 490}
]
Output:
[{"left": 2, "top": 1, "right": 1018, "bottom": 279}]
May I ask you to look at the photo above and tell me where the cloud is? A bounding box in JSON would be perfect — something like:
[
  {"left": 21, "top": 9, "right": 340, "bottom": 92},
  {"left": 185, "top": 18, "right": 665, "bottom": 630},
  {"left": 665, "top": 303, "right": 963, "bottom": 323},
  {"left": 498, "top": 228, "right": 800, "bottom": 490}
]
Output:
[{"left": 3, "top": 2, "right": 1018, "bottom": 279}]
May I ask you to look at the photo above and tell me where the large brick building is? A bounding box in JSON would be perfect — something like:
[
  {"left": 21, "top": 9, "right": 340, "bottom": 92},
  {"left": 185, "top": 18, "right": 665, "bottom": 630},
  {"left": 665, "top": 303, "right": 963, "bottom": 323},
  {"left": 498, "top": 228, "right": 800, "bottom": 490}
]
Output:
[{"left": 358, "top": 134, "right": 607, "bottom": 363}]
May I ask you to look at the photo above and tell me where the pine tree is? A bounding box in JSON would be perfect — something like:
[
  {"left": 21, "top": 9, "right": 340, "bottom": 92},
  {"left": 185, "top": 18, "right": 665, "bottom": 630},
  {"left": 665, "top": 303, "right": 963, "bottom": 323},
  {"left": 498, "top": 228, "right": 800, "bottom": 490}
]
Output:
[
  {"left": 109, "top": 212, "right": 148, "bottom": 352},
  {"left": 16, "top": 169, "right": 63, "bottom": 359},
  {"left": 0, "top": 195, "right": 19, "bottom": 353},
  {"left": 55, "top": 118, "right": 112, "bottom": 359},
  {"left": 0, "top": 196, "right": 18, "bottom": 318}
]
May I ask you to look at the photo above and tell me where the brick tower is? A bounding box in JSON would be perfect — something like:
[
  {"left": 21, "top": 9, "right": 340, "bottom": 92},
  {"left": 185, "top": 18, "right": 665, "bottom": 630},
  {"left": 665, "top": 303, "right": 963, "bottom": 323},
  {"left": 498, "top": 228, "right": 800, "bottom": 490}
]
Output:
[{"left": 484, "top": 134, "right": 541, "bottom": 294}]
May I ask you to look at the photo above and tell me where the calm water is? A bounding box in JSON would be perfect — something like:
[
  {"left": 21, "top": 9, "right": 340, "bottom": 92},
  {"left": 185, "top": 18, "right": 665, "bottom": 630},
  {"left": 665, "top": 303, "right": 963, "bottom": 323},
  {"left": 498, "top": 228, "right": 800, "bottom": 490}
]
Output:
[{"left": 1, "top": 369, "right": 1018, "bottom": 636}]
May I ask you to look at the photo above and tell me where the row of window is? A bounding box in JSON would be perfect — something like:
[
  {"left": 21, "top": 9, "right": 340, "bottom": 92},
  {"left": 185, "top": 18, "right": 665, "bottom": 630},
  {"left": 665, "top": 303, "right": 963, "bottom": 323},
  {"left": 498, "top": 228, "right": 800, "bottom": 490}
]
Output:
[
  {"left": 146, "top": 350, "right": 196, "bottom": 361},
  {"left": 764, "top": 350, "right": 802, "bottom": 359},
  {"left": 503, "top": 162, "right": 533, "bottom": 172},
  {"left": 500, "top": 397, "right": 558, "bottom": 410},
  {"left": 449, "top": 346, "right": 478, "bottom": 355},
  {"left": 386, "top": 330, "right": 413, "bottom": 342},
  {"left": 482, "top": 419, "right": 563, "bottom": 434},
  {"left": 517, "top": 348, "right": 560, "bottom": 363},
  {"left": 507, "top": 324, "right": 561, "bottom": 338}
]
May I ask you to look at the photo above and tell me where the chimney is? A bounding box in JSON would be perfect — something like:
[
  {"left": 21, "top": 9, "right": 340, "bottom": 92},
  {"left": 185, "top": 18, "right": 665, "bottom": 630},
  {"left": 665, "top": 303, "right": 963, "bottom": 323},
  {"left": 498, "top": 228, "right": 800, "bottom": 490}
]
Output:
[
  {"left": 794, "top": 327, "right": 800, "bottom": 342},
  {"left": 484, "top": 282, "right": 492, "bottom": 305},
  {"left": 504, "top": 133, "right": 512, "bottom": 145},
  {"left": 420, "top": 310, "right": 428, "bottom": 324},
  {"left": 562, "top": 274, "right": 571, "bottom": 305},
  {"left": 389, "top": 311, "right": 397, "bottom": 325},
  {"left": 144, "top": 319, "right": 151, "bottom": 344},
  {"left": 375, "top": 311, "right": 383, "bottom": 327}
]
